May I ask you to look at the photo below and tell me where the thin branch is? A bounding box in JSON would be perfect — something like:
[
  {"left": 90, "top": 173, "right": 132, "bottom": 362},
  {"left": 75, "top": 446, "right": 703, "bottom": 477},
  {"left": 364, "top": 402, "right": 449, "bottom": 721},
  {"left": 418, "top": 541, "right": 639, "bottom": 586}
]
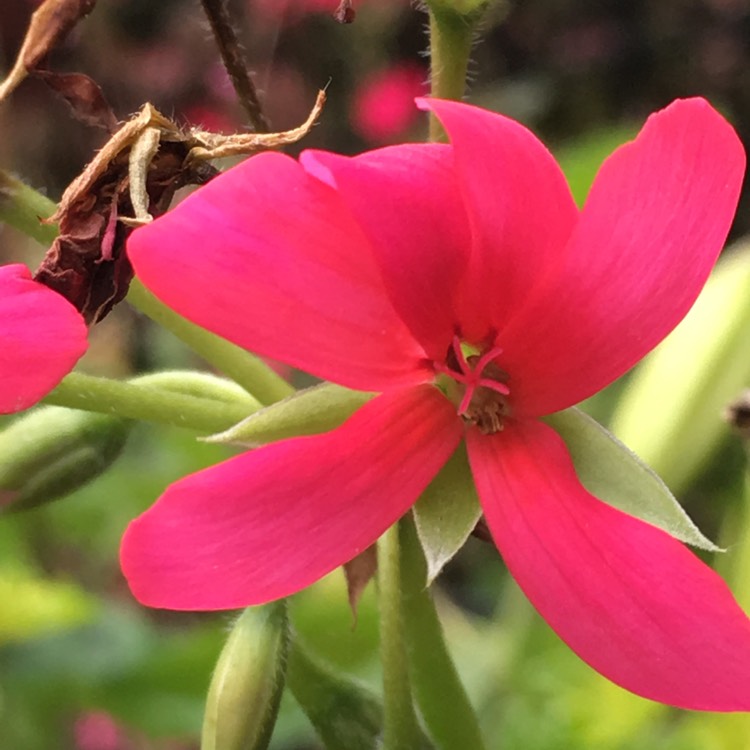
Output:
[{"left": 199, "top": 0, "right": 269, "bottom": 132}]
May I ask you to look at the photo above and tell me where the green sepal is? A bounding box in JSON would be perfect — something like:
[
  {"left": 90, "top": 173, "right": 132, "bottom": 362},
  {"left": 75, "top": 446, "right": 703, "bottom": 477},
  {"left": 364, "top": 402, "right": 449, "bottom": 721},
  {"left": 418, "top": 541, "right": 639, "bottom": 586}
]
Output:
[
  {"left": 201, "top": 602, "right": 289, "bottom": 750},
  {"left": 286, "top": 641, "right": 384, "bottom": 750},
  {"left": 610, "top": 243, "right": 750, "bottom": 493},
  {"left": 413, "top": 443, "right": 482, "bottom": 585},
  {"left": 0, "top": 406, "right": 131, "bottom": 512},
  {"left": 544, "top": 407, "right": 719, "bottom": 551},
  {"left": 204, "top": 383, "right": 374, "bottom": 447}
]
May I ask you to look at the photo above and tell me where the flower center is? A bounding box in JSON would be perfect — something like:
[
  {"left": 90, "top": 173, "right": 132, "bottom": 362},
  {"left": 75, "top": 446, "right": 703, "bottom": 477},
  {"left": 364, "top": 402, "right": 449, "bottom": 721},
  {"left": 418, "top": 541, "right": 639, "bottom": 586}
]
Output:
[{"left": 435, "top": 335, "right": 510, "bottom": 435}]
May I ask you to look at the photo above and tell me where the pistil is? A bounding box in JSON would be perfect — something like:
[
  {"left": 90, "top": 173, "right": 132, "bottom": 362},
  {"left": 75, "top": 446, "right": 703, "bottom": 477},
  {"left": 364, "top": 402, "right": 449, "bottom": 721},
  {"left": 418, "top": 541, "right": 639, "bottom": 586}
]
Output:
[{"left": 434, "top": 336, "right": 511, "bottom": 433}]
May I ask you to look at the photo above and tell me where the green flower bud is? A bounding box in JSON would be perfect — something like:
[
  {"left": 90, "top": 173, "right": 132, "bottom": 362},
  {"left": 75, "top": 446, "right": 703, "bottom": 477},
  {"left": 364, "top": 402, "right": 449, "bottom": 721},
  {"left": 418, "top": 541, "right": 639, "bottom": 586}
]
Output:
[
  {"left": 202, "top": 602, "right": 289, "bottom": 750},
  {"left": 0, "top": 406, "right": 130, "bottom": 512}
]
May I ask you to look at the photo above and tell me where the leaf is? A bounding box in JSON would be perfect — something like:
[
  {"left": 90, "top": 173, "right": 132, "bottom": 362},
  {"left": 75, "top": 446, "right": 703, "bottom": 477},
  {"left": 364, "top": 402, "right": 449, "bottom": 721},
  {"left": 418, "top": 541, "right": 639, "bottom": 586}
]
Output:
[
  {"left": 413, "top": 443, "right": 483, "bottom": 584},
  {"left": 544, "top": 407, "right": 719, "bottom": 551},
  {"left": 204, "top": 383, "right": 374, "bottom": 447}
]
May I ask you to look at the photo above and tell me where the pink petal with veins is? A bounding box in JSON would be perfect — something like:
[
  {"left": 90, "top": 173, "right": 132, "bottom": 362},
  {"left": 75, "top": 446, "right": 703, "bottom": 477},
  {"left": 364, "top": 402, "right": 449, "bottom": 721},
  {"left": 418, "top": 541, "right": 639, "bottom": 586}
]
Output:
[
  {"left": 121, "top": 384, "right": 462, "bottom": 610},
  {"left": 469, "top": 419, "right": 750, "bottom": 710},
  {"left": 498, "top": 98, "right": 745, "bottom": 416},
  {"left": 127, "top": 151, "right": 429, "bottom": 392}
]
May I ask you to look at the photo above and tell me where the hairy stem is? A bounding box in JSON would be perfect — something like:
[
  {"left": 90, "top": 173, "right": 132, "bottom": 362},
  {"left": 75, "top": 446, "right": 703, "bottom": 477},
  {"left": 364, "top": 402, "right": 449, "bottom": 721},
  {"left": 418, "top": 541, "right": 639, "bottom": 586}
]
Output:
[
  {"left": 127, "top": 279, "right": 294, "bottom": 405},
  {"left": 199, "top": 0, "right": 270, "bottom": 132},
  {"left": 428, "top": 7, "right": 475, "bottom": 141},
  {"left": 378, "top": 522, "right": 423, "bottom": 750},
  {"left": 401, "top": 513, "right": 488, "bottom": 750}
]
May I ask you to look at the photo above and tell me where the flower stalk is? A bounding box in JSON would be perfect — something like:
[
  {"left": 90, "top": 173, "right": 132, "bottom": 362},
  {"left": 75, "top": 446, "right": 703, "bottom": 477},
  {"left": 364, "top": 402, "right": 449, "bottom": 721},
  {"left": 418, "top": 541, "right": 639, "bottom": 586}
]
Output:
[
  {"left": 400, "top": 514, "right": 488, "bottom": 750},
  {"left": 127, "top": 279, "right": 295, "bottom": 405},
  {"left": 0, "top": 169, "right": 57, "bottom": 246},
  {"left": 377, "top": 522, "right": 424, "bottom": 750},
  {"left": 427, "top": 6, "right": 476, "bottom": 139}
]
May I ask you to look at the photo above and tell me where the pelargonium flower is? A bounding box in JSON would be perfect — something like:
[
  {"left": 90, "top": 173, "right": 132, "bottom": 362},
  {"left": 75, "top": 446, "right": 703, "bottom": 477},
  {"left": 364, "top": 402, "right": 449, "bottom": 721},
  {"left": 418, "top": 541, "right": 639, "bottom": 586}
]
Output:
[
  {"left": 123, "top": 97, "right": 750, "bottom": 709},
  {"left": 0, "top": 264, "right": 87, "bottom": 413}
]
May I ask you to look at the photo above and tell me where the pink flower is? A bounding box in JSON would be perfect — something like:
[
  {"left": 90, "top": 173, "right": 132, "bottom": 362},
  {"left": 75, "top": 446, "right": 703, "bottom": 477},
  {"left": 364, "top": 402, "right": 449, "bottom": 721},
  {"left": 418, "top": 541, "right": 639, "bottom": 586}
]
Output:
[
  {"left": 123, "top": 97, "right": 750, "bottom": 709},
  {"left": 0, "top": 264, "right": 87, "bottom": 413},
  {"left": 351, "top": 64, "right": 428, "bottom": 143}
]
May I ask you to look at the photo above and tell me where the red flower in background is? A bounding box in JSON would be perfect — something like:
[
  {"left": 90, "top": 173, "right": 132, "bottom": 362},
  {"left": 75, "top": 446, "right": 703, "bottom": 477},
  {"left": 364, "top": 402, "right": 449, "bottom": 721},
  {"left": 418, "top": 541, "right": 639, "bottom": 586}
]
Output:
[
  {"left": 0, "top": 264, "right": 87, "bottom": 414},
  {"left": 123, "top": 97, "right": 750, "bottom": 709},
  {"left": 351, "top": 64, "right": 427, "bottom": 143}
]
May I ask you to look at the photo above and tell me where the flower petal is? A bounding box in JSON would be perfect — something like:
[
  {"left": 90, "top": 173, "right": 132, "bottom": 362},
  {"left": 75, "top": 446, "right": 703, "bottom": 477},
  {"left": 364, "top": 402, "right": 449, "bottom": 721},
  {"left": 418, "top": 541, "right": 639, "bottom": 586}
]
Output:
[
  {"left": 301, "top": 143, "right": 470, "bottom": 360},
  {"left": 468, "top": 418, "right": 750, "bottom": 710},
  {"left": 498, "top": 98, "right": 746, "bottom": 416},
  {"left": 121, "top": 384, "right": 462, "bottom": 610},
  {"left": 420, "top": 98, "right": 579, "bottom": 344},
  {"left": 0, "top": 264, "right": 87, "bottom": 414},
  {"left": 127, "top": 152, "right": 429, "bottom": 392}
]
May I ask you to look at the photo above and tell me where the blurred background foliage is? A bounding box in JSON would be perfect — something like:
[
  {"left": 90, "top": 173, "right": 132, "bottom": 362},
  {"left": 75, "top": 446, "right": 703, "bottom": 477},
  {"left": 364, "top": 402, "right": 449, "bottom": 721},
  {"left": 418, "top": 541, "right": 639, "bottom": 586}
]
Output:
[{"left": 2, "top": 0, "right": 750, "bottom": 748}]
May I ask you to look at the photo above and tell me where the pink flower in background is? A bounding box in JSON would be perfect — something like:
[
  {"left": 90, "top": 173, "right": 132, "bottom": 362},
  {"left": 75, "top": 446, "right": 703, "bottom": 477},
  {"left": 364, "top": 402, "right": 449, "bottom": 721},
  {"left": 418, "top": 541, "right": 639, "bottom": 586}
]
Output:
[
  {"left": 351, "top": 64, "right": 427, "bottom": 143},
  {"left": 0, "top": 264, "right": 87, "bottom": 413},
  {"left": 123, "top": 97, "right": 750, "bottom": 709},
  {"left": 73, "top": 711, "right": 125, "bottom": 750}
]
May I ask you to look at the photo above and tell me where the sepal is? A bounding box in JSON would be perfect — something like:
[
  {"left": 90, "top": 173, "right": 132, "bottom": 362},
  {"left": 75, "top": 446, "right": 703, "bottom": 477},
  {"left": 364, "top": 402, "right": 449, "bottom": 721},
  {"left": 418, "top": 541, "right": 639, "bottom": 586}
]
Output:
[
  {"left": 205, "top": 382, "right": 374, "bottom": 447},
  {"left": 544, "top": 407, "right": 719, "bottom": 550}
]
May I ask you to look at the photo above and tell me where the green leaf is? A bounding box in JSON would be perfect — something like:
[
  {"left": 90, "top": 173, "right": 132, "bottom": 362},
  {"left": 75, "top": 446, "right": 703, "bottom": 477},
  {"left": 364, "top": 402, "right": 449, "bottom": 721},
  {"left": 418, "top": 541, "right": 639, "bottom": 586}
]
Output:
[
  {"left": 205, "top": 383, "right": 374, "bottom": 447},
  {"left": 609, "top": 243, "right": 750, "bottom": 494},
  {"left": 413, "top": 444, "right": 482, "bottom": 585},
  {"left": 544, "top": 407, "right": 719, "bottom": 551}
]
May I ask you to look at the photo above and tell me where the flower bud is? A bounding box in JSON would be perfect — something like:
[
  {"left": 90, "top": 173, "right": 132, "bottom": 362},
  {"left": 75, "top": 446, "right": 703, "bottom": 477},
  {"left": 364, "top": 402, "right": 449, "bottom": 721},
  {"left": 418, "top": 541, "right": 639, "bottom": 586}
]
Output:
[
  {"left": 0, "top": 406, "right": 130, "bottom": 512},
  {"left": 202, "top": 602, "right": 289, "bottom": 750}
]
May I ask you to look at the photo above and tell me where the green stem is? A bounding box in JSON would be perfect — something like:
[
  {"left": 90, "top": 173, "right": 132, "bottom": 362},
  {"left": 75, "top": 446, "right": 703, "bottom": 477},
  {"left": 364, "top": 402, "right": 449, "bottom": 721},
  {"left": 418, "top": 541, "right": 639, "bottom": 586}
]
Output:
[
  {"left": 42, "top": 371, "right": 258, "bottom": 434},
  {"left": 378, "top": 522, "right": 423, "bottom": 750},
  {"left": 127, "top": 279, "right": 295, "bottom": 405},
  {"left": 0, "top": 170, "right": 58, "bottom": 246},
  {"left": 428, "top": 7, "right": 475, "bottom": 140},
  {"left": 400, "top": 514, "right": 488, "bottom": 750}
]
